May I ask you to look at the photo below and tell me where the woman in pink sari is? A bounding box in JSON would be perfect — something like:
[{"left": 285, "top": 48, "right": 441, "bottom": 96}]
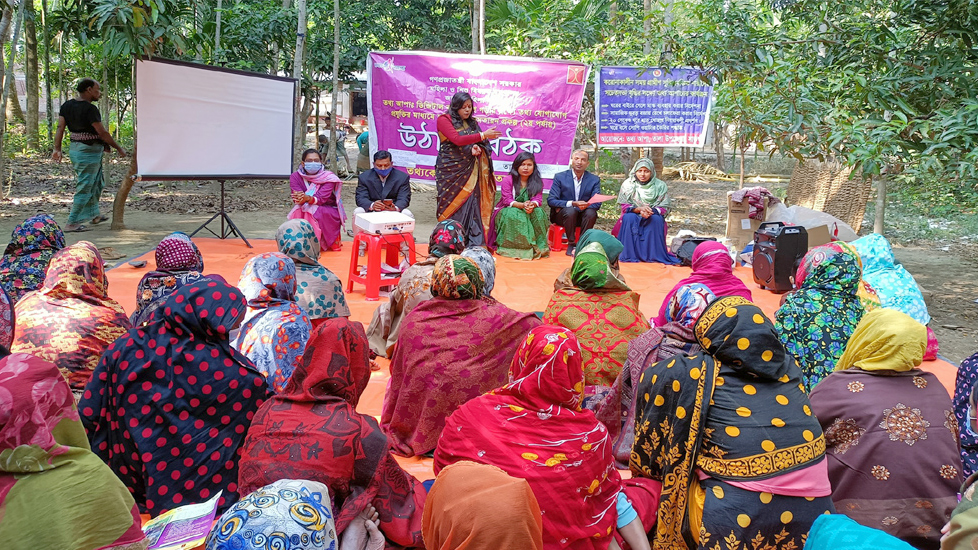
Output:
[
  {"left": 653, "top": 240, "right": 751, "bottom": 326},
  {"left": 289, "top": 148, "right": 345, "bottom": 251}
]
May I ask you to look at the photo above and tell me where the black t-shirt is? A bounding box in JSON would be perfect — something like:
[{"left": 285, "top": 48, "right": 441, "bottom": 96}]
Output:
[{"left": 59, "top": 99, "right": 101, "bottom": 135}]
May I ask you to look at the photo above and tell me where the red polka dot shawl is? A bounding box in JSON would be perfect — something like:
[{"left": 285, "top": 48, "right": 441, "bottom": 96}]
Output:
[{"left": 80, "top": 281, "right": 268, "bottom": 516}]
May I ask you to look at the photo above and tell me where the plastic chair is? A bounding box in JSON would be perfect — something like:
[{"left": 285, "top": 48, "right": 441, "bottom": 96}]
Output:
[
  {"left": 547, "top": 225, "right": 581, "bottom": 252},
  {"left": 347, "top": 232, "right": 417, "bottom": 301}
]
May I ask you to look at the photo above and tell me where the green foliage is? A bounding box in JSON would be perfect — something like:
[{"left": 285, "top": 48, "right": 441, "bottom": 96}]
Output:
[{"left": 671, "top": 0, "right": 978, "bottom": 209}]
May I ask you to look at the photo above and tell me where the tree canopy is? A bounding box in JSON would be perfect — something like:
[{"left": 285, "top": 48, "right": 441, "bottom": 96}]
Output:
[{"left": 3, "top": 0, "right": 976, "bottom": 208}]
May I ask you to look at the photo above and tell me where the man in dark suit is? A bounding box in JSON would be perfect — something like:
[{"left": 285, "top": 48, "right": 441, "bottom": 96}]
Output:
[
  {"left": 355, "top": 150, "right": 412, "bottom": 217},
  {"left": 548, "top": 149, "right": 603, "bottom": 255}
]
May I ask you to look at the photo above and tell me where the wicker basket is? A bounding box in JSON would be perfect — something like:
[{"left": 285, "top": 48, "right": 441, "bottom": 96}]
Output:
[{"left": 786, "top": 160, "right": 873, "bottom": 232}]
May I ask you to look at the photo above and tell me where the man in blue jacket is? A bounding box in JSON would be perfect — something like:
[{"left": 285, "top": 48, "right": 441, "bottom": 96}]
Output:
[
  {"left": 548, "top": 150, "right": 603, "bottom": 255},
  {"left": 355, "top": 150, "right": 412, "bottom": 216}
]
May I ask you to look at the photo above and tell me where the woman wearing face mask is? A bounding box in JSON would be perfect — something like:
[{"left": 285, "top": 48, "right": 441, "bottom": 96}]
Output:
[
  {"left": 487, "top": 151, "right": 550, "bottom": 260},
  {"left": 435, "top": 91, "right": 503, "bottom": 247},
  {"left": 288, "top": 148, "right": 346, "bottom": 252},
  {"left": 613, "top": 158, "right": 680, "bottom": 264}
]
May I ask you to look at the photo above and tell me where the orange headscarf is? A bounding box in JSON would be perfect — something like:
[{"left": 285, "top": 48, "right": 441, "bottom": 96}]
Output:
[{"left": 422, "top": 461, "right": 543, "bottom": 550}]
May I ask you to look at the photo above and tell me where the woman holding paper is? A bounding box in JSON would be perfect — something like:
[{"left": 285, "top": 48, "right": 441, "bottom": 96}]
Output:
[
  {"left": 613, "top": 157, "right": 680, "bottom": 264},
  {"left": 487, "top": 151, "right": 550, "bottom": 259},
  {"left": 435, "top": 91, "right": 502, "bottom": 247},
  {"left": 288, "top": 148, "right": 345, "bottom": 252}
]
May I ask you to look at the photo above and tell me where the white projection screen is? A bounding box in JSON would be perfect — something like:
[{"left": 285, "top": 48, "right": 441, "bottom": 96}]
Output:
[{"left": 135, "top": 59, "right": 296, "bottom": 179}]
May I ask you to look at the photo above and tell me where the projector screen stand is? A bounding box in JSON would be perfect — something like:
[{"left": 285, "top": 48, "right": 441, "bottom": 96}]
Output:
[{"left": 189, "top": 180, "right": 252, "bottom": 248}]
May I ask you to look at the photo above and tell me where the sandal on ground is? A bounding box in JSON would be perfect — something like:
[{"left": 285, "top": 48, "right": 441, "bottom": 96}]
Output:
[
  {"left": 64, "top": 224, "right": 90, "bottom": 233},
  {"left": 98, "top": 247, "right": 126, "bottom": 261},
  {"left": 90, "top": 214, "right": 110, "bottom": 224}
]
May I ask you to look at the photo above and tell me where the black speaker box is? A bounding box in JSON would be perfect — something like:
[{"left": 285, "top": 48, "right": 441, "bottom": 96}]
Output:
[{"left": 752, "top": 222, "right": 808, "bottom": 293}]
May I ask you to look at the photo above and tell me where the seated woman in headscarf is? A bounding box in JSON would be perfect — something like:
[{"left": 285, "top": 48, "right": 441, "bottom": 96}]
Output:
[
  {"left": 12, "top": 241, "right": 130, "bottom": 397},
  {"left": 130, "top": 232, "right": 208, "bottom": 326},
  {"left": 238, "top": 318, "right": 427, "bottom": 548},
  {"left": 206, "top": 479, "right": 339, "bottom": 550},
  {"left": 80, "top": 281, "right": 268, "bottom": 515},
  {"left": 805, "top": 514, "right": 917, "bottom": 550},
  {"left": 289, "top": 148, "right": 346, "bottom": 251},
  {"left": 808, "top": 309, "right": 960, "bottom": 550},
  {"left": 382, "top": 255, "right": 539, "bottom": 457},
  {"left": 944, "top": 465, "right": 978, "bottom": 550},
  {"left": 852, "top": 233, "right": 930, "bottom": 325},
  {"left": 423, "top": 461, "right": 544, "bottom": 550},
  {"left": 852, "top": 233, "right": 939, "bottom": 356},
  {"left": 775, "top": 243, "right": 867, "bottom": 390},
  {"left": 487, "top": 151, "right": 550, "bottom": 260},
  {"left": 366, "top": 219, "right": 466, "bottom": 358},
  {"left": 955, "top": 351, "right": 978, "bottom": 478},
  {"left": 595, "top": 283, "right": 715, "bottom": 467},
  {"left": 0, "top": 213, "right": 65, "bottom": 304},
  {"left": 632, "top": 297, "right": 834, "bottom": 550},
  {"left": 0, "top": 348, "right": 148, "bottom": 550},
  {"left": 613, "top": 158, "right": 680, "bottom": 264},
  {"left": 460, "top": 245, "right": 496, "bottom": 295},
  {"left": 543, "top": 229, "right": 650, "bottom": 387},
  {"left": 275, "top": 219, "right": 351, "bottom": 324},
  {"left": 436, "top": 326, "right": 661, "bottom": 550},
  {"left": 232, "top": 252, "right": 312, "bottom": 393},
  {"left": 653, "top": 240, "right": 750, "bottom": 326}
]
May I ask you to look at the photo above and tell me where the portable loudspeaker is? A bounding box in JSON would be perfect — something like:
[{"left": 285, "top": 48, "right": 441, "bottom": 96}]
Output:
[{"left": 752, "top": 221, "right": 808, "bottom": 293}]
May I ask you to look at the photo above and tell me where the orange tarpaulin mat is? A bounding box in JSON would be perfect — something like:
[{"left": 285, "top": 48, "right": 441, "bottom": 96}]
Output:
[{"left": 108, "top": 238, "right": 958, "bottom": 481}]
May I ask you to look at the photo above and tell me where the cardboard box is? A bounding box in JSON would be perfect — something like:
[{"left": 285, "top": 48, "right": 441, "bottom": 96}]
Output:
[
  {"left": 725, "top": 194, "right": 768, "bottom": 250},
  {"left": 806, "top": 225, "right": 832, "bottom": 249}
]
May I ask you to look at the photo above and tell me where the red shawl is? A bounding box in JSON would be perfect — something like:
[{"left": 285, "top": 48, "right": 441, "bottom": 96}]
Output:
[
  {"left": 653, "top": 241, "right": 752, "bottom": 326},
  {"left": 238, "top": 318, "right": 425, "bottom": 548},
  {"left": 435, "top": 325, "right": 624, "bottom": 550},
  {"left": 382, "top": 296, "right": 540, "bottom": 456}
]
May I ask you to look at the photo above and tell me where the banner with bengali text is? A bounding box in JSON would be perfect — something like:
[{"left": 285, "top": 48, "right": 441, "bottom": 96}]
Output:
[
  {"left": 596, "top": 66, "right": 713, "bottom": 147},
  {"left": 367, "top": 51, "right": 589, "bottom": 187}
]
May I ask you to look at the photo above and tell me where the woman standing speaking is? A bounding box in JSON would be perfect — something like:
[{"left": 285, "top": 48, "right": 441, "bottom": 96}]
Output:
[{"left": 435, "top": 92, "right": 502, "bottom": 246}]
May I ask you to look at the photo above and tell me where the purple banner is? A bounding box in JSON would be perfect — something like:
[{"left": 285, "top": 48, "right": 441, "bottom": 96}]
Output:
[
  {"left": 367, "top": 51, "right": 589, "bottom": 187},
  {"left": 596, "top": 67, "right": 713, "bottom": 147}
]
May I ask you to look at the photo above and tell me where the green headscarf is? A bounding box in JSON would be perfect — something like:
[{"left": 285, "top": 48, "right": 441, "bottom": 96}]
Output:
[
  {"left": 616, "top": 157, "right": 669, "bottom": 208},
  {"left": 576, "top": 229, "right": 624, "bottom": 265},
  {"left": 570, "top": 232, "right": 630, "bottom": 292},
  {"left": 431, "top": 255, "right": 485, "bottom": 300}
]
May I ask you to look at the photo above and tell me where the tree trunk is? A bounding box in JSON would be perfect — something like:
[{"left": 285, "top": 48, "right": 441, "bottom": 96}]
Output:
[
  {"left": 5, "top": 78, "right": 23, "bottom": 123},
  {"left": 651, "top": 146, "right": 664, "bottom": 178},
  {"left": 291, "top": 0, "right": 306, "bottom": 162},
  {"left": 40, "top": 0, "right": 51, "bottom": 142},
  {"left": 99, "top": 64, "right": 109, "bottom": 131},
  {"left": 111, "top": 140, "right": 137, "bottom": 229},
  {"left": 643, "top": 0, "right": 651, "bottom": 54},
  {"left": 24, "top": 0, "right": 37, "bottom": 148},
  {"left": 738, "top": 137, "right": 746, "bottom": 188},
  {"left": 214, "top": 0, "right": 222, "bottom": 59},
  {"left": 874, "top": 176, "right": 885, "bottom": 234},
  {"left": 0, "top": 0, "right": 25, "bottom": 180},
  {"left": 629, "top": 147, "right": 641, "bottom": 170},
  {"left": 470, "top": 0, "right": 477, "bottom": 54},
  {"left": 478, "top": 0, "right": 486, "bottom": 54},
  {"left": 714, "top": 121, "right": 725, "bottom": 171},
  {"left": 327, "top": 0, "right": 339, "bottom": 172}
]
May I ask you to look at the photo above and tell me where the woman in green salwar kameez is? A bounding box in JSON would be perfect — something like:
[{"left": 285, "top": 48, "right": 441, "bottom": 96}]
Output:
[{"left": 487, "top": 151, "right": 550, "bottom": 260}]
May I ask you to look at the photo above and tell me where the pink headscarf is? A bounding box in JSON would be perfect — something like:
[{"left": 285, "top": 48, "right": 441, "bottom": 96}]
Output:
[{"left": 653, "top": 241, "right": 752, "bottom": 326}]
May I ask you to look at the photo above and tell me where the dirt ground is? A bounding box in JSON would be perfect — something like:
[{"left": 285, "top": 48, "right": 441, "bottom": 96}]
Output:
[{"left": 1, "top": 148, "right": 975, "bottom": 364}]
